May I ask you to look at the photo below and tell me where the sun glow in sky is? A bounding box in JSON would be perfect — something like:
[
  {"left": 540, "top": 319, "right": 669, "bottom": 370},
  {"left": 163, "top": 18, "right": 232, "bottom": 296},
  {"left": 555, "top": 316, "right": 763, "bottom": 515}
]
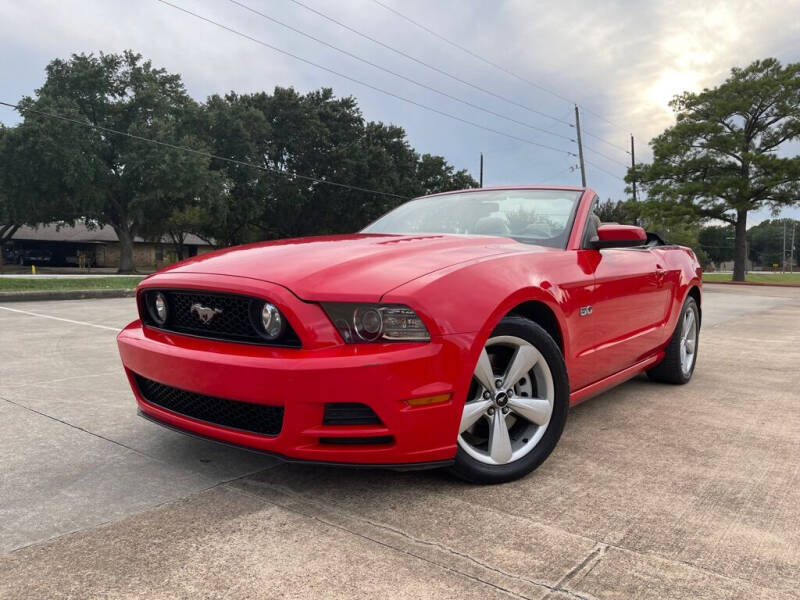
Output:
[{"left": 647, "top": 68, "right": 701, "bottom": 114}]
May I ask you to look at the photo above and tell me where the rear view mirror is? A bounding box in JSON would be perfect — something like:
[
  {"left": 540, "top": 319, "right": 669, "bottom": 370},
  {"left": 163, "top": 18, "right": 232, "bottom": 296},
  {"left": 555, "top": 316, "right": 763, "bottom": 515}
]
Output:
[{"left": 591, "top": 224, "right": 647, "bottom": 249}]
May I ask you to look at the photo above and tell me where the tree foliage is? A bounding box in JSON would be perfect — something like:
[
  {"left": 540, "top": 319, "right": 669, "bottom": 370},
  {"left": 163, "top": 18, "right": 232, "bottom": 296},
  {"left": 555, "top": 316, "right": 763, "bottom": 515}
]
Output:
[
  {"left": 200, "top": 89, "right": 477, "bottom": 246},
  {"left": 697, "top": 225, "right": 735, "bottom": 266},
  {"left": 630, "top": 58, "right": 800, "bottom": 280},
  {"left": 595, "top": 198, "right": 641, "bottom": 225},
  {"left": 15, "top": 52, "right": 219, "bottom": 272},
  {"left": 1, "top": 120, "right": 93, "bottom": 269},
  {"left": 746, "top": 218, "right": 799, "bottom": 268},
  {"left": 4, "top": 52, "right": 478, "bottom": 270}
]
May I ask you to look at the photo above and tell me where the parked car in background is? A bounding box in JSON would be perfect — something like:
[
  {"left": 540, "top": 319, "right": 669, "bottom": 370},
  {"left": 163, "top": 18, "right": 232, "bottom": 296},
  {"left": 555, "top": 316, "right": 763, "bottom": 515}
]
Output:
[
  {"left": 117, "top": 186, "right": 702, "bottom": 483},
  {"left": 16, "top": 248, "right": 53, "bottom": 265},
  {"left": 1, "top": 244, "right": 19, "bottom": 264}
]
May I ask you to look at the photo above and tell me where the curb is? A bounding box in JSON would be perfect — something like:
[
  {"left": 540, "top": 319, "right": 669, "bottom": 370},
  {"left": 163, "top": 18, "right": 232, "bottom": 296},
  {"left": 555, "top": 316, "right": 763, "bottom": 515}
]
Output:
[
  {"left": 702, "top": 280, "right": 800, "bottom": 289},
  {"left": 0, "top": 289, "right": 136, "bottom": 302}
]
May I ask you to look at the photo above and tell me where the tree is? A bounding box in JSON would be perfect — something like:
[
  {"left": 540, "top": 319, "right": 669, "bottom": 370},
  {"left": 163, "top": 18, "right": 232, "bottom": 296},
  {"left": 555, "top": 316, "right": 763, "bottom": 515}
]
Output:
[
  {"left": 0, "top": 126, "right": 15, "bottom": 271},
  {"left": 0, "top": 122, "right": 90, "bottom": 270},
  {"left": 201, "top": 87, "right": 476, "bottom": 245},
  {"left": 630, "top": 58, "right": 800, "bottom": 281},
  {"left": 746, "top": 218, "right": 800, "bottom": 269},
  {"left": 17, "top": 51, "right": 212, "bottom": 272},
  {"left": 698, "top": 225, "right": 735, "bottom": 267},
  {"left": 595, "top": 198, "right": 641, "bottom": 224},
  {"left": 0, "top": 126, "right": 18, "bottom": 256},
  {"left": 414, "top": 154, "right": 477, "bottom": 197}
]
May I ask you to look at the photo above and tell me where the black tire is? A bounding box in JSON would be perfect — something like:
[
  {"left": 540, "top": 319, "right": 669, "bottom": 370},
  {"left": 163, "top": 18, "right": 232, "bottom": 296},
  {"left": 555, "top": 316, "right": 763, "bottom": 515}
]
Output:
[
  {"left": 449, "top": 316, "right": 569, "bottom": 484},
  {"left": 646, "top": 296, "right": 699, "bottom": 384}
]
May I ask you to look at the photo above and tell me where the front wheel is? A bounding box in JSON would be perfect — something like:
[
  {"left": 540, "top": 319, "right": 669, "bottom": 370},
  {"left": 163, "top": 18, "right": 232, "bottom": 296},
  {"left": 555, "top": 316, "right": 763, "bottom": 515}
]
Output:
[
  {"left": 450, "top": 316, "right": 569, "bottom": 484},
  {"left": 646, "top": 296, "right": 699, "bottom": 384}
]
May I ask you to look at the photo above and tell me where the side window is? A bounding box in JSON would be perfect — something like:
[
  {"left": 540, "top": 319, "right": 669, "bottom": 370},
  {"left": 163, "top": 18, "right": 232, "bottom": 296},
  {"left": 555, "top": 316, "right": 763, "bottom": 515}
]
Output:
[{"left": 581, "top": 196, "right": 601, "bottom": 248}]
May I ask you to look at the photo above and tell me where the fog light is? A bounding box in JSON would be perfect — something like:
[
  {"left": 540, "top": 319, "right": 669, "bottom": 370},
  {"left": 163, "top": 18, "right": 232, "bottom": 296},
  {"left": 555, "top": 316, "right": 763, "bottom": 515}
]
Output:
[
  {"left": 153, "top": 292, "right": 168, "bottom": 325},
  {"left": 261, "top": 302, "right": 283, "bottom": 339}
]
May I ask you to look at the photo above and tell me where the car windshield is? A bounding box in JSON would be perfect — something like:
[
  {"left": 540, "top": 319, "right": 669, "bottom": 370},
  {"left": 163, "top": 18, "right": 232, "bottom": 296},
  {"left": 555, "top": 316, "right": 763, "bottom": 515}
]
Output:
[{"left": 362, "top": 189, "right": 582, "bottom": 248}]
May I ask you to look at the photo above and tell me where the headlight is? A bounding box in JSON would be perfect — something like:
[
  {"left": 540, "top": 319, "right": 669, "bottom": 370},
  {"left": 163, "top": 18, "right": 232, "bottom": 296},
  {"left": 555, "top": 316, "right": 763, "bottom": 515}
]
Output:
[
  {"left": 322, "top": 303, "right": 430, "bottom": 343},
  {"left": 146, "top": 291, "right": 168, "bottom": 325},
  {"left": 260, "top": 302, "right": 284, "bottom": 339}
]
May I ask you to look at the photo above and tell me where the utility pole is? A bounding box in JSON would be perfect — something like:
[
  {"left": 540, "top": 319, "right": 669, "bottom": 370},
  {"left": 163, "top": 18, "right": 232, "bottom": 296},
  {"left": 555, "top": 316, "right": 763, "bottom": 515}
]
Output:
[
  {"left": 630, "top": 134, "right": 637, "bottom": 202},
  {"left": 479, "top": 152, "right": 484, "bottom": 188},
  {"left": 574, "top": 105, "right": 586, "bottom": 187},
  {"left": 783, "top": 220, "right": 787, "bottom": 272}
]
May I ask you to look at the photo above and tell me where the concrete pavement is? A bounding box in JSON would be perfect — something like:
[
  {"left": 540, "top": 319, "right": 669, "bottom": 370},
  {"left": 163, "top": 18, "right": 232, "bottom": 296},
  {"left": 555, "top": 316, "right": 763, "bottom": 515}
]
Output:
[{"left": 1, "top": 284, "right": 799, "bottom": 599}]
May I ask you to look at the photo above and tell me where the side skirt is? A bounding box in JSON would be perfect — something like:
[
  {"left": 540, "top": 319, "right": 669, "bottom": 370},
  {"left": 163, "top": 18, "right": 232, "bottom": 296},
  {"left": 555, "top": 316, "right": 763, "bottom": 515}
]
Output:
[{"left": 568, "top": 353, "right": 663, "bottom": 406}]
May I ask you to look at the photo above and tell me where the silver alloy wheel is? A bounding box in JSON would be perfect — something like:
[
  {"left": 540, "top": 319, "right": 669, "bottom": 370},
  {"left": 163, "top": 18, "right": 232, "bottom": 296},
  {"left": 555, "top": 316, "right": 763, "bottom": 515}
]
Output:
[
  {"left": 458, "top": 335, "right": 555, "bottom": 465},
  {"left": 679, "top": 305, "right": 698, "bottom": 375}
]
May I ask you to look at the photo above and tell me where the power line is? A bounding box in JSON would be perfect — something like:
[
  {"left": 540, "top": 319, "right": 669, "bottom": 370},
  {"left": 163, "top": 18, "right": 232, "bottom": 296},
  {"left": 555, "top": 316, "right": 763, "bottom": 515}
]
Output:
[
  {"left": 370, "top": 0, "right": 636, "bottom": 137},
  {"left": 576, "top": 106, "right": 630, "bottom": 136},
  {"left": 582, "top": 143, "right": 630, "bottom": 169},
  {"left": 581, "top": 128, "right": 631, "bottom": 155},
  {"left": 226, "top": 0, "right": 574, "bottom": 143},
  {"left": 0, "top": 101, "right": 409, "bottom": 200},
  {"left": 371, "top": 0, "right": 573, "bottom": 102},
  {"left": 283, "top": 0, "right": 575, "bottom": 129},
  {"left": 156, "top": 0, "right": 576, "bottom": 158},
  {"left": 543, "top": 162, "right": 579, "bottom": 184},
  {"left": 583, "top": 157, "right": 625, "bottom": 181}
]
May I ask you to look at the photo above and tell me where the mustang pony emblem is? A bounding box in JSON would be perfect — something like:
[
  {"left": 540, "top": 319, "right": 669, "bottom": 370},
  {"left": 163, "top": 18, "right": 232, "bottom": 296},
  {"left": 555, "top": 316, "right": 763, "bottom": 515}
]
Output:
[{"left": 190, "top": 303, "right": 223, "bottom": 324}]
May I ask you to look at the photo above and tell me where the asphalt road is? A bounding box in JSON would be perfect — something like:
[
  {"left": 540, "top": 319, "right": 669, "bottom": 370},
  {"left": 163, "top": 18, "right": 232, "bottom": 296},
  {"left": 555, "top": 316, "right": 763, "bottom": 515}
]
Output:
[{"left": 1, "top": 284, "right": 798, "bottom": 599}]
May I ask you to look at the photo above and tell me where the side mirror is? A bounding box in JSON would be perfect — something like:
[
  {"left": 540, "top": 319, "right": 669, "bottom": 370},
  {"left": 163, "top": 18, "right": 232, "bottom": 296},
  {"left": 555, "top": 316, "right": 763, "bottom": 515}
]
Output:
[{"left": 591, "top": 224, "right": 647, "bottom": 249}]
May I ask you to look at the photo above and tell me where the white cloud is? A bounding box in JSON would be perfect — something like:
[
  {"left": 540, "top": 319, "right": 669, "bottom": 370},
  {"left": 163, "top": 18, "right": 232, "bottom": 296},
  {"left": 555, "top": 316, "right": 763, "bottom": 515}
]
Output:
[{"left": 1, "top": 0, "right": 798, "bottom": 221}]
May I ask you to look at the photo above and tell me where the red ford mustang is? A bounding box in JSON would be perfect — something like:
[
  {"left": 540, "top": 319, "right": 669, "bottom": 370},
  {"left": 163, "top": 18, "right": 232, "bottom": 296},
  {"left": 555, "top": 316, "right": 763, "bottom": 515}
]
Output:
[{"left": 117, "top": 186, "right": 701, "bottom": 483}]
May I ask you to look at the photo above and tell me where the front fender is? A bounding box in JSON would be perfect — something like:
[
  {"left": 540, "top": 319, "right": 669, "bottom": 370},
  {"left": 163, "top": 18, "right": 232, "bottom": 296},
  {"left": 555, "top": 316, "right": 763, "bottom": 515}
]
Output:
[{"left": 382, "top": 253, "right": 575, "bottom": 404}]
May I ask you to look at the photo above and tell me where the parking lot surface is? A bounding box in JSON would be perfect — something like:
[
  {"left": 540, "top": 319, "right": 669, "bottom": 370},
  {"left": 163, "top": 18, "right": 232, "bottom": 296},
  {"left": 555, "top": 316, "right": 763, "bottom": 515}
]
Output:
[{"left": 1, "top": 284, "right": 799, "bottom": 599}]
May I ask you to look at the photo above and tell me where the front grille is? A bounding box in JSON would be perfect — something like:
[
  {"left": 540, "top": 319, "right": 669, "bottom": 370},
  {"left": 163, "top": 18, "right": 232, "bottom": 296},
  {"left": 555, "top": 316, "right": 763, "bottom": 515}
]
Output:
[
  {"left": 323, "top": 403, "right": 382, "bottom": 426},
  {"left": 141, "top": 290, "right": 300, "bottom": 347},
  {"left": 134, "top": 374, "right": 283, "bottom": 436}
]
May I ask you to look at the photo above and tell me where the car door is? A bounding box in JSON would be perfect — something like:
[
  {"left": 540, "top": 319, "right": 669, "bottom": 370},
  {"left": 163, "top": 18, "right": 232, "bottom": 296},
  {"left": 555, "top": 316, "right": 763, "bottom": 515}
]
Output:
[{"left": 582, "top": 199, "right": 673, "bottom": 381}]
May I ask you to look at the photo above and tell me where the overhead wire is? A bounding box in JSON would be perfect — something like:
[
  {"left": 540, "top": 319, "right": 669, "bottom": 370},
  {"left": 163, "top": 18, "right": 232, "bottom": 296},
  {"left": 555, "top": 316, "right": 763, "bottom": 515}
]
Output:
[
  {"left": 581, "top": 143, "right": 630, "bottom": 168},
  {"left": 282, "top": 0, "right": 575, "bottom": 129},
  {"left": 370, "top": 0, "right": 637, "bottom": 147},
  {"left": 226, "top": 0, "right": 574, "bottom": 143},
  {"left": 583, "top": 157, "right": 626, "bottom": 181},
  {"left": 582, "top": 128, "right": 631, "bottom": 155},
  {"left": 155, "top": 0, "right": 576, "bottom": 159},
  {"left": 0, "top": 100, "right": 410, "bottom": 200},
  {"left": 543, "top": 162, "right": 579, "bottom": 184}
]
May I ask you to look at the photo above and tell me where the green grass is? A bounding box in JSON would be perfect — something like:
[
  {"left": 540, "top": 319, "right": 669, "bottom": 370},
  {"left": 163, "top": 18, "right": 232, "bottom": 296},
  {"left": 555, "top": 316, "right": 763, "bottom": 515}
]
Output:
[
  {"left": 0, "top": 277, "right": 144, "bottom": 292},
  {"left": 703, "top": 272, "right": 800, "bottom": 284}
]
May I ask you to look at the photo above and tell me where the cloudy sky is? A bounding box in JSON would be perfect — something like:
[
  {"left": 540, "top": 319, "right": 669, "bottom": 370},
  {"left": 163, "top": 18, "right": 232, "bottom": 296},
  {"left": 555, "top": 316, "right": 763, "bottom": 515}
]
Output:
[{"left": 2, "top": 0, "right": 799, "bottom": 222}]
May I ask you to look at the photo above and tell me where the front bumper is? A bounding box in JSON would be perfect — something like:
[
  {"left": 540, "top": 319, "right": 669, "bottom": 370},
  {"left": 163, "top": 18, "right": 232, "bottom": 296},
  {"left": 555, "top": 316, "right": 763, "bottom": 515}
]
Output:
[{"left": 117, "top": 319, "right": 475, "bottom": 465}]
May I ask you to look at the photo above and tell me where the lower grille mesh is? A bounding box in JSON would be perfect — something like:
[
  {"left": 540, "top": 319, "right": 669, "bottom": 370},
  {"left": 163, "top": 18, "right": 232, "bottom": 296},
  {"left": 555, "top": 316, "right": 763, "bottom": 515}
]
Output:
[{"left": 134, "top": 374, "right": 283, "bottom": 436}]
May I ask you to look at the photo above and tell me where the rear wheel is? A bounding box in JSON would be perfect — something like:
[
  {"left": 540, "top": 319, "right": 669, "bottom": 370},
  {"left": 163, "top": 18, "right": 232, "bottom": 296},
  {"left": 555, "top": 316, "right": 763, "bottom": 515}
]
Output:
[
  {"left": 450, "top": 316, "right": 569, "bottom": 484},
  {"left": 646, "top": 296, "right": 699, "bottom": 384}
]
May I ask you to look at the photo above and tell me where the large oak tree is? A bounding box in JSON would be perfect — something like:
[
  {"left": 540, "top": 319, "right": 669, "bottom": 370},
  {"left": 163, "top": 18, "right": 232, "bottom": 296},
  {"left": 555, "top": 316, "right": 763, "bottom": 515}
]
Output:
[
  {"left": 630, "top": 58, "right": 800, "bottom": 281},
  {"left": 17, "top": 51, "right": 212, "bottom": 272},
  {"left": 200, "top": 88, "right": 477, "bottom": 246},
  {"left": 0, "top": 122, "right": 91, "bottom": 270},
  {"left": 7, "top": 53, "right": 476, "bottom": 269}
]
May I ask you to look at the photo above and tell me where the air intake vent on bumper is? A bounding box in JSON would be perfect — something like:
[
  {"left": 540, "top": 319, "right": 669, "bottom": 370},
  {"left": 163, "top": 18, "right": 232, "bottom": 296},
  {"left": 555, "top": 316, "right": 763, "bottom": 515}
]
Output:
[{"left": 323, "top": 403, "right": 382, "bottom": 426}]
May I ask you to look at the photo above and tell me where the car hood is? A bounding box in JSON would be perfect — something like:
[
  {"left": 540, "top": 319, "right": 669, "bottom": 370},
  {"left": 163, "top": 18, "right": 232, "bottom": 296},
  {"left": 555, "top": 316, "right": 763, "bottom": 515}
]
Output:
[{"left": 162, "top": 234, "right": 518, "bottom": 301}]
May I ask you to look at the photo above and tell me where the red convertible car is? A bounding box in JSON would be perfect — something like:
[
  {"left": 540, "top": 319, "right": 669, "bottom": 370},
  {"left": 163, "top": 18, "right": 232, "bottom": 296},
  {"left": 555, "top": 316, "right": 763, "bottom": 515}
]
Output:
[{"left": 117, "top": 186, "right": 701, "bottom": 483}]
